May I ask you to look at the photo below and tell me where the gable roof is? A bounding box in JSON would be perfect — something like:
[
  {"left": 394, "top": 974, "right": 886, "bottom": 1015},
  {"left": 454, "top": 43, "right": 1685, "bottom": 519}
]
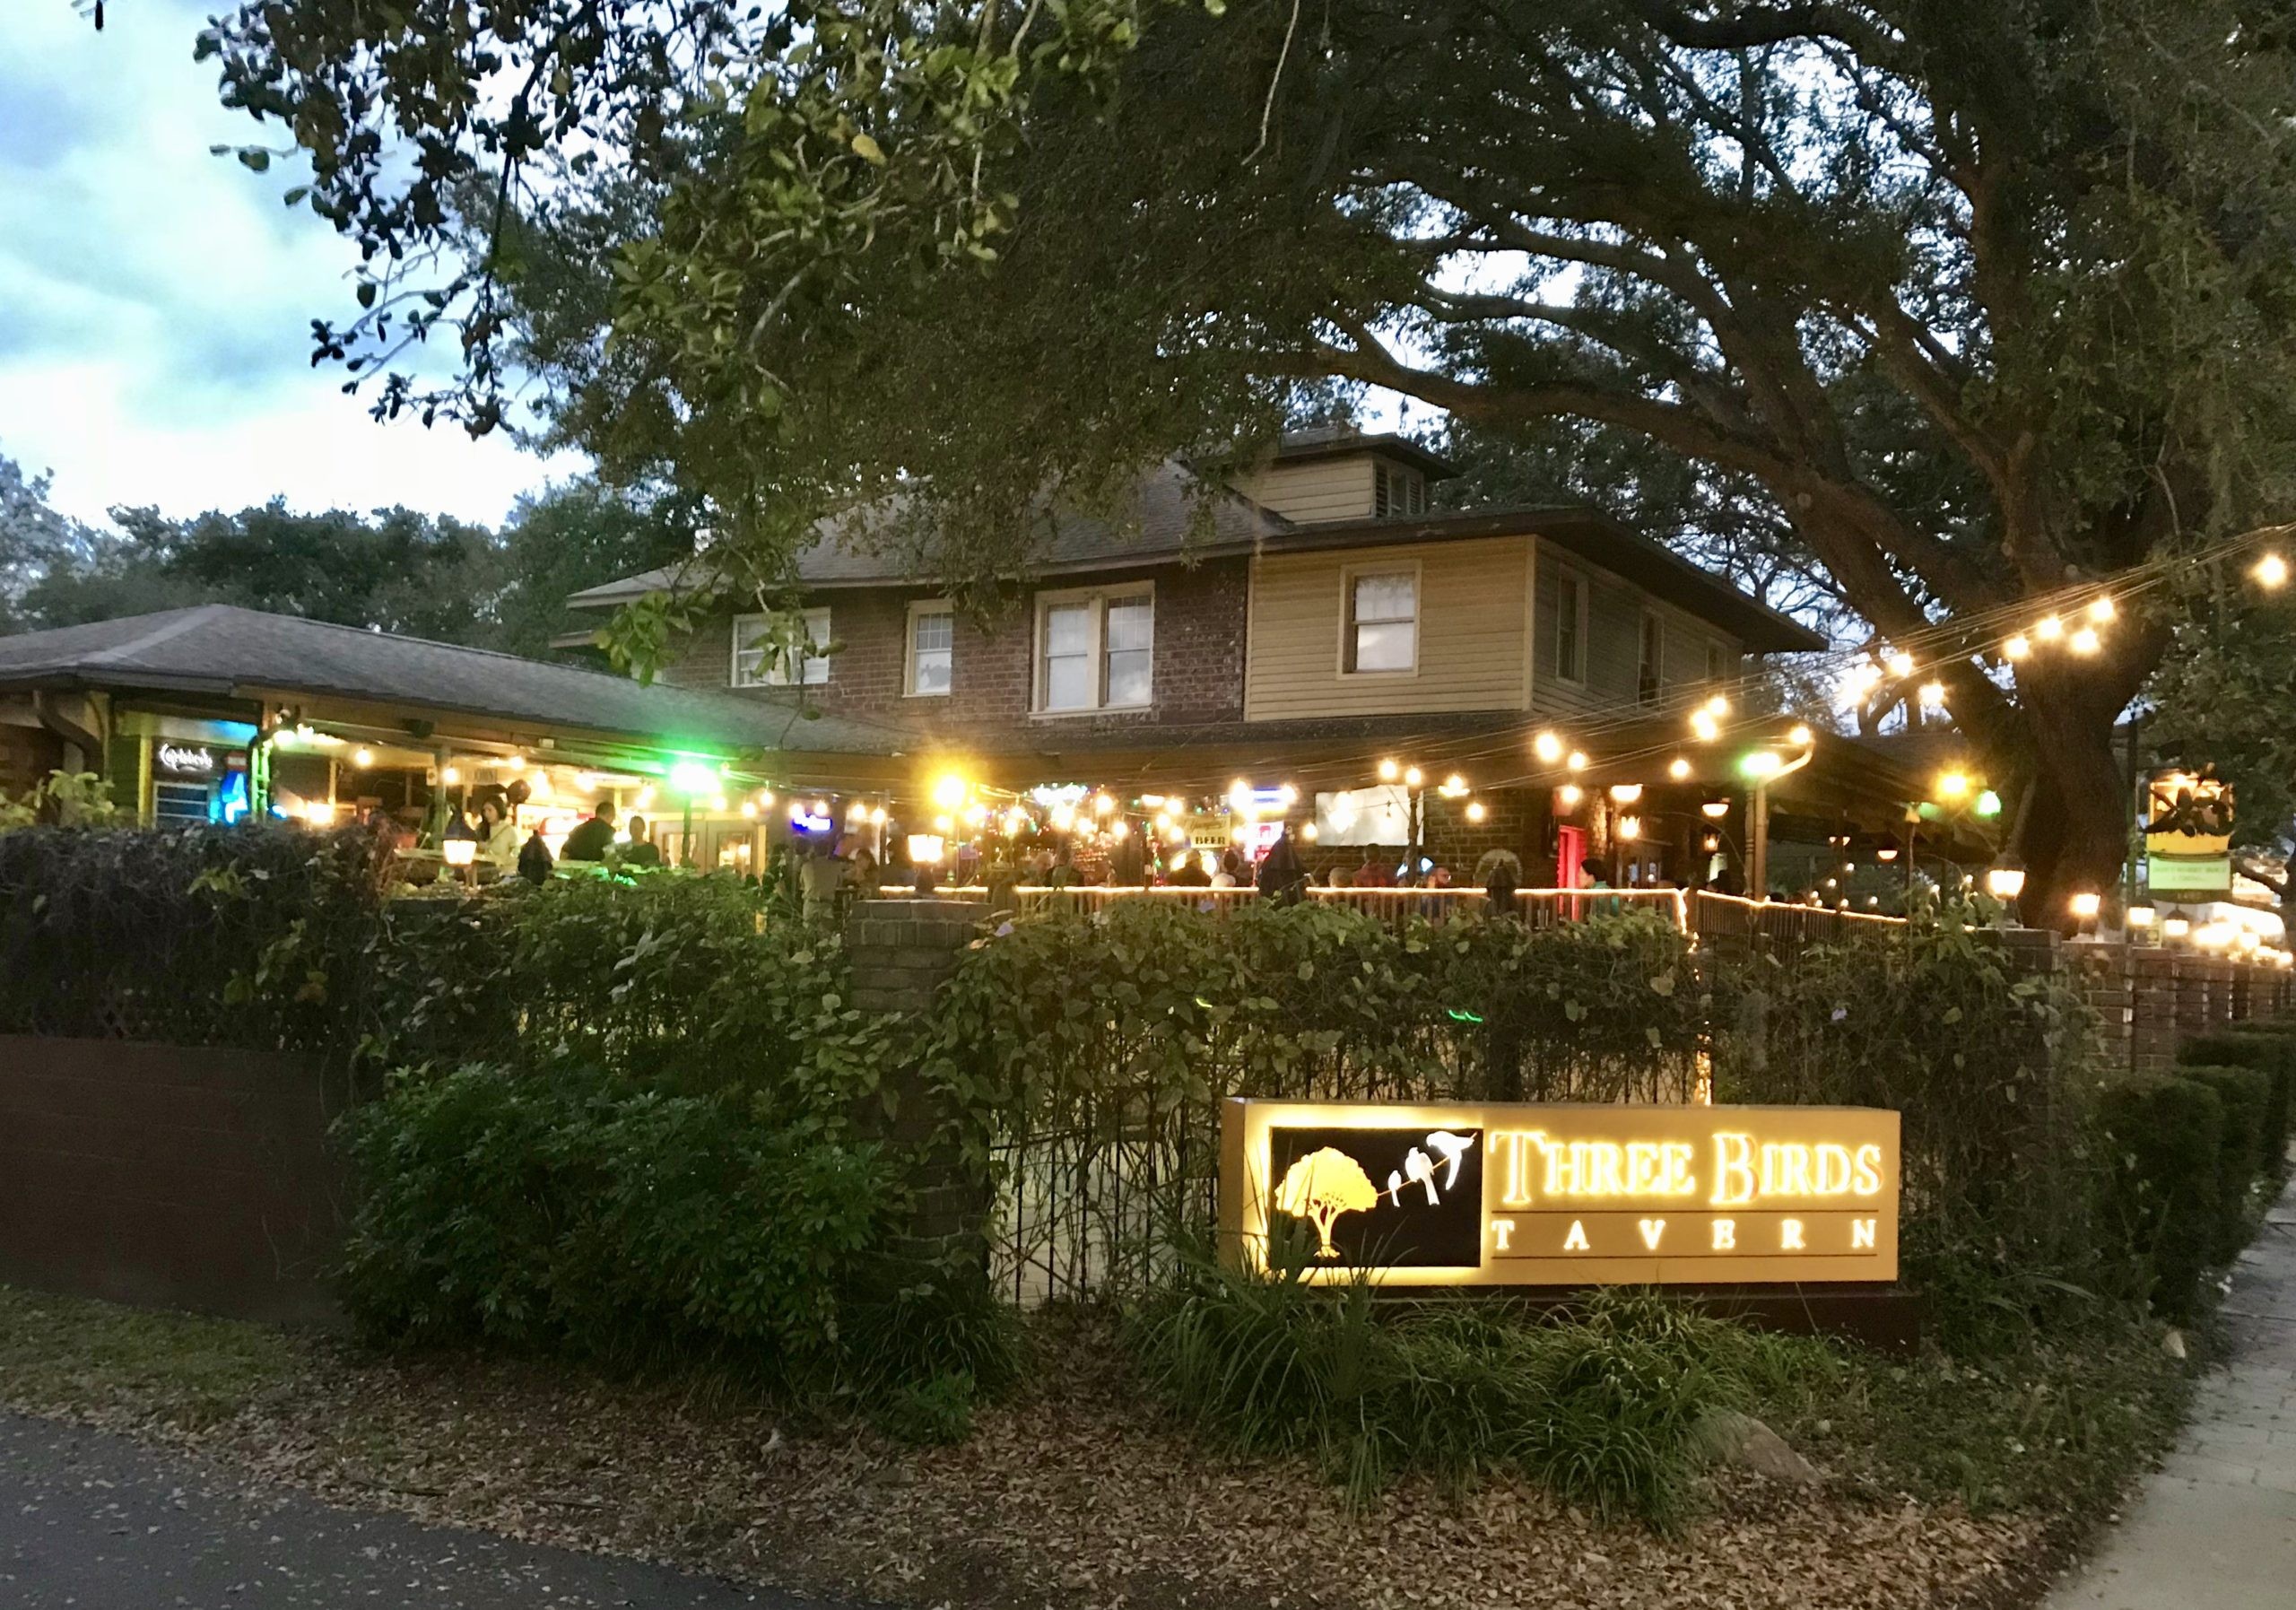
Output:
[{"left": 0, "top": 605, "right": 902, "bottom": 756}]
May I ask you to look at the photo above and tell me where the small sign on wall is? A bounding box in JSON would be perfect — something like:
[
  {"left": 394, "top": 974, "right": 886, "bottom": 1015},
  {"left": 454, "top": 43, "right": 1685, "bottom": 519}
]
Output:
[{"left": 1220, "top": 1100, "right": 1900, "bottom": 1285}]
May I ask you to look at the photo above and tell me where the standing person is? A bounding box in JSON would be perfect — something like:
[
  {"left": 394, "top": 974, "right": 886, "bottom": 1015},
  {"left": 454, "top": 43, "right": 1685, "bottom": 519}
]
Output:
[
  {"left": 1257, "top": 823, "right": 1309, "bottom": 905},
  {"left": 1475, "top": 848, "right": 1522, "bottom": 918},
  {"left": 622, "top": 814, "right": 664, "bottom": 868},
  {"left": 1110, "top": 822, "right": 1146, "bottom": 887},
  {"left": 476, "top": 793, "right": 521, "bottom": 872},
  {"left": 797, "top": 838, "right": 848, "bottom": 919},
  {"left": 561, "top": 798, "right": 618, "bottom": 862},
  {"left": 1046, "top": 841, "right": 1081, "bottom": 889}
]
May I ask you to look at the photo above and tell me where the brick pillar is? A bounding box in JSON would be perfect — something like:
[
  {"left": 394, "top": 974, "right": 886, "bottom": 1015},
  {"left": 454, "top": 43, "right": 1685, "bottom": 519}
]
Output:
[{"left": 845, "top": 897, "right": 991, "bottom": 1259}]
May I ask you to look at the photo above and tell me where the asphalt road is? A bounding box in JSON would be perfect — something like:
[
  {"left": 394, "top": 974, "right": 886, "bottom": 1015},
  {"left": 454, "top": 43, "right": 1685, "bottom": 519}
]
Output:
[{"left": 0, "top": 1411, "right": 830, "bottom": 1609}]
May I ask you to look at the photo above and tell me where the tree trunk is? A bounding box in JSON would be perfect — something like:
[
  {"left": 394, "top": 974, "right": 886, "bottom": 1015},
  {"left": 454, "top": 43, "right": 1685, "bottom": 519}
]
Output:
[{"left": 2004, "top": 688, "right": 2134, "bottom": 932}]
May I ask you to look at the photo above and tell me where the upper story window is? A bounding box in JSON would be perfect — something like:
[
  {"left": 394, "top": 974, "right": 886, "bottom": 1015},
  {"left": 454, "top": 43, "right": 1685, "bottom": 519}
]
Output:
[
  {"left": 1638, "top": 611, "right": 1664, "bottom": 704},
  {"left": 1373, "top": 461, "right": 1427, "bottom": 518},
  {"left": 1552, "top": 568, "right": 1586, "bottom": 683},
  {"left": 732, "top": 606, "right": 831, "bottom": 687},
  {"left": 1036, "top": 587, "right": 1152, "bottom": 713},
  {"left": 1706, "top": 639, "right": 1733, "bottom": 684},
  {"left": 906, "top": 602, "right": 953, "bottom": 697},
  {"left": 1344, "top": 567, "right": 1418, "bottom": 674}
]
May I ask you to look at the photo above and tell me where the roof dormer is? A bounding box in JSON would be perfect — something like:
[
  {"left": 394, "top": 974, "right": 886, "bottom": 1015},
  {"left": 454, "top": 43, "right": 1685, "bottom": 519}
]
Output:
[{"left": 1233, "top": 427, "right": 1457, "bottom": 525}]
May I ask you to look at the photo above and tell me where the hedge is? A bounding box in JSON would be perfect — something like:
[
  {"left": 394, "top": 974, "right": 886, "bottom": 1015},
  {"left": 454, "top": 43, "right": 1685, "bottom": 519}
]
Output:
[
  {"left": 2179, "top": 1026, "right": 2296, "bottom": 1179},
  {"left": 2178, "top": 1065, "right": 2273, "bottom": 1262},
  {"left": 2097, "top": 1073, "right": 2223, "bottom": 1322}
]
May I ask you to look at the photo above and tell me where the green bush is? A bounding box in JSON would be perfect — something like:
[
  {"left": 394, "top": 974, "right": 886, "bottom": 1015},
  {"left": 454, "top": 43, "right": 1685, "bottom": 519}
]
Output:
[
  {"left": 1125, "top": 1257, "right": 1818, "bottom": 1527},
  {"left": 2180, "top": 1028, "right": 2296, "bottom": 1177},
  {"left": 2097, "top": 1074, "right": 2223, "bottom": 1322},
  {"left": 337, "top": 1062, "right": 895, "bottom": 1383},
  {"left": 2179, "top": 1065, "right": 2272, "bottom": 1260}
]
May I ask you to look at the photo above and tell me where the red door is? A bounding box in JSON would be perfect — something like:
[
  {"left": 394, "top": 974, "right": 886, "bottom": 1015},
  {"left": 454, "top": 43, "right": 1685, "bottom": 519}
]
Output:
[{"left": 1556, "top": 824, "right": 1587, "bottom": 889}]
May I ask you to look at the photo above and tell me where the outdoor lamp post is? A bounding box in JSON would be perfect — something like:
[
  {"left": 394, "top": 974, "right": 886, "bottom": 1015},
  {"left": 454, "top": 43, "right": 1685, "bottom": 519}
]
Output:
[{"left": 1983, "top": 855, "right": 2026, "bottom": 924}]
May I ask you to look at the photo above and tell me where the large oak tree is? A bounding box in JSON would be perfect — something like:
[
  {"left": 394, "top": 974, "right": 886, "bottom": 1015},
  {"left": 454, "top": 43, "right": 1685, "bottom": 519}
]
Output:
[{"left": 203, "top": 0, "right": 2296, "bottom": 910}]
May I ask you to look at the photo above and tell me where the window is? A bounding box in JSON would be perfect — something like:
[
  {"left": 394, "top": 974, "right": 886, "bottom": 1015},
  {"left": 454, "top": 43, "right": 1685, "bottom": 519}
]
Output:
[
  {"left": 1706, "top": 639, "right": 1733, "bottom": 684},
  {"left": 1373, "top": 461, "right": 1426, "bottom": 518},
  {"left": 1344, "top": 568, "right": 1418, "bottom": 674},
  {"left": 731, "top": 607, "right": 831, "bottom": 687},
  {"left": 906, "top": 603, "right": 953, "bottom": 697},
  {"left": 1035, "top": 587, "right": 1153, "bottom": 712},
  {"left": 1552, "top": 569, "right": 1585, "bottom": 683},
  {"left": 1638, "top": 612, "right": 1664, "bottom": 704}
]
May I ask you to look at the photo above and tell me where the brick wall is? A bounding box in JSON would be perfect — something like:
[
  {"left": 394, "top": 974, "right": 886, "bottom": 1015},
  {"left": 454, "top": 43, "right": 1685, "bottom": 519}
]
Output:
[
  {"left": 658, "top": 560, "right": 1250, "bottom": 737},
  {"left": 2057, "top": 942, "right": 2293, "bottom": 1073},
  {"left": 0, "top": 1037, "right": 349, "bottom": 1325}
]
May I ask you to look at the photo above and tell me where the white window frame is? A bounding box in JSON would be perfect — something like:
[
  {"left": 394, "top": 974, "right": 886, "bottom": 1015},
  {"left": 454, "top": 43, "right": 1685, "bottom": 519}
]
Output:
[
  {"left": 1339, "top": 561, "right": 1422, "bottom": 677},
  {"left": 1031, "top": 583, "right": 1155, "bottom": 715},
  {"left": 1637, "top": 610, "right": 1665, "bottom": 705},
  {"left": 1552, "top": 567, "right": 1587, "bottom": 684},
  {"left": 1706, "top": 639, "right": 1733, "bottom": 684},
  {"left": 904, "top": 598, "right": 954, "bottom": 698},
  {"left": 731, "top": 606, "right": 831, "bottom": 688}
]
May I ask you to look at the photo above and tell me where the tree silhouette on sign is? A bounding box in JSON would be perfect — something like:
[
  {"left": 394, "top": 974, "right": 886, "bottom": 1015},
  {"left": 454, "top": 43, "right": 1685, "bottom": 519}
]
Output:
[{"left": 1273, "top": 1148, "right": 1378, "bottom": 1261}]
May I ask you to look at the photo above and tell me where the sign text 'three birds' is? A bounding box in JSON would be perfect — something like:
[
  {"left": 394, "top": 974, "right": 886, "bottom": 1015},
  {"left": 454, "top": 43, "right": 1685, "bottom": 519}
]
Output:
[{"left": 1220, "top": 1100, "right": 1900, "bottom": 1285}]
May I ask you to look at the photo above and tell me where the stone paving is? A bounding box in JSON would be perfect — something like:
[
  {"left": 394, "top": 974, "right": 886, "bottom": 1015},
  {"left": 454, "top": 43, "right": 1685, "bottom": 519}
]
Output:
[{"left": 2043, "top": 1173, "right": 2296, "bottom": 1610}]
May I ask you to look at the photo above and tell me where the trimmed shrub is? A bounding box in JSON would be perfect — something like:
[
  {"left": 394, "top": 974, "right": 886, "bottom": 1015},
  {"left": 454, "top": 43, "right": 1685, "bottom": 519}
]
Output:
[
  {"left": 2179, "top": 1028, "right": 2296, "bottom": 1178},
  {"left": 338, "top": 1063, "right": 892, "bottom": 1382},
  {"left": 2179, "top": 1065, "right": 2272, "bottom": 1260},
  {"left": 2097, "top": 1074, "right": 2223, "bottom": 1321}
]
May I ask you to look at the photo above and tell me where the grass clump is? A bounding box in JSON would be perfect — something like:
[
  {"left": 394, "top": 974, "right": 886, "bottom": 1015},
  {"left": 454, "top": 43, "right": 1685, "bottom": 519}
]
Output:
[
  {"left": 1125, "top": 1253, "right": 1826, "bottom": 1527},
  {"left": 0, "top": 1284, "right": 300, "bottom": 1431}
]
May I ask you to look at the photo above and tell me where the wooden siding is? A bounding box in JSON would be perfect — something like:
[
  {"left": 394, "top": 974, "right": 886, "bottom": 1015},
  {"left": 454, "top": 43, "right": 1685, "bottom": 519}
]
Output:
[
  {"left": 1245, "top": 536, "right": 1531, "bottom": 720},
  {"left": 1236, "top": 457, "right": 1376, "bottom": 524},
  {"left": 1529, "top": 538, "right": 1740, "bottom": 718}
]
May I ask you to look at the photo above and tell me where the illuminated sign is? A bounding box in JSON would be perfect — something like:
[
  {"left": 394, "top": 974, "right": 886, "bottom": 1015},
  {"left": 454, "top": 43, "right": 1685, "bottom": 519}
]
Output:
[
  {"left": 2145, "top": 769, "right": 2233, "bottom": 898},
  {"left": 1220, "top": 1100, "right": 1900, "bottom": 1285},
  {"left": 156, "top": 743, "right": 215, "bottom": 777}
]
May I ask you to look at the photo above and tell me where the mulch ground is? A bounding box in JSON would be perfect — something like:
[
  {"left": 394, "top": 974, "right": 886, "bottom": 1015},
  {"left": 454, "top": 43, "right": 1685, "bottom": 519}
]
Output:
[{"left": 0, "top": 1306, "right": 2057, "bottom": 1610}]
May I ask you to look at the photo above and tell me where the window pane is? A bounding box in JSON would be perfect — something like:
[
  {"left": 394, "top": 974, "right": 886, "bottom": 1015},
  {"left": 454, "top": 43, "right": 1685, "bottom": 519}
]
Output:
[
  {"left": 1106, "top": 648, "right": 1152, "bottom": 707},
  {"left": 799, "top": 607, "right": 831, "bottom": 684},
  {"left": 1353, "top": 572, "right": 1415, "bottom": 622},
  {"left": 1044, "top": 653, "right": 1091, "bottom": 710},
  {"left": 1555, "top": 578, "right": 1581, "bottom": 679},
  {"left": 912, "top": 648, "right": 952, "bottom": 695},
  {"left": 910, "top": 609, "right": 953, "bottom": 695},
  {"left": 913, "top": 611, "right": 953, "bottom": 653},
  {"left": 1044, "top": 602, "right": 1091, "bottom": 656},
  {"left": 1105, "top": 597, "right": 1152, "bottom": 651},
  {"left": 1354, "top": 619, "right": 1415, "bottom": 672}
]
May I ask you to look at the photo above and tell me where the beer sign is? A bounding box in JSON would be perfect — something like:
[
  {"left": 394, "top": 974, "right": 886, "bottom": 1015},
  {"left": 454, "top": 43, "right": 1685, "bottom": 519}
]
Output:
[{"left": 1220, "top": 1100, "right": 1900, "bottom": 1285}]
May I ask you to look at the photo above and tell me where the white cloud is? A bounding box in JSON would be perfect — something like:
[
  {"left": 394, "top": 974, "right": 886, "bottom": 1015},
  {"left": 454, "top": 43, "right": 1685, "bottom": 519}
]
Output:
[{"left": 0, "top": 1, "right": 565, "bottom": 528}]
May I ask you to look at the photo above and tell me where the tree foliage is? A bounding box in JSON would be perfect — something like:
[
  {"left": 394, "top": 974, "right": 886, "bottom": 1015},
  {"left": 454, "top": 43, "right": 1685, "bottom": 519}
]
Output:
[{"left": 205, "top": 0, "right": 2296, "bottom": 909}]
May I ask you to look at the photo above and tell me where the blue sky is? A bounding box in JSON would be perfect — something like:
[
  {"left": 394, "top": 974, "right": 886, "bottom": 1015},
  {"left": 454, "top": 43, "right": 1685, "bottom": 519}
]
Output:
[{"left": 0, "top": 2, "right": 560, "bottom": 529}]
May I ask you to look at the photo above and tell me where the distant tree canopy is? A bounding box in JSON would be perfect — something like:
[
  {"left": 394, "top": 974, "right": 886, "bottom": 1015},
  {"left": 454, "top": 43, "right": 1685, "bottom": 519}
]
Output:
[
  {"left": 0, "top": 452, "right": 693, "bottom": 661},
  {"left": 205, "top": 0, "right": 2296, "bottom": 911}
]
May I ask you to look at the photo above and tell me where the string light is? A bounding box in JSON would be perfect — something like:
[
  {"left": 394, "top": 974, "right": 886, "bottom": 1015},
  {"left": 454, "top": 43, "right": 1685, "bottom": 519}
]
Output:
[
  {"left": 1936, "top": 770, "right": 1970, "bottom": 799},
  {"left": 1566, "top": 751, "right": 1588, "bottom": 772},
  {"left": 1703, "top": 693, "right": 1729, "bottom": 717},
  {"left": 1787, "top": 724, "right": 1813, "bottom": 747},
  {"left": 2003, "top": 633, "right": 2031, "bottom": 660},
  {"left": 2257, "top": 552, "right": 2289, "bottom": 588},
  {"left": 1918, "top": 681, "right": 1945, "bottom": 709},
  {"left": 1465, "top": 801, "right": 1488, "bottom": 823},
  {"left": 2034, "top": 614, "right": 2064, "bottom": 641},
  {"left": 1668, "top": 757, "right": 1692, "bottom": 779},
  {"left": 2087, "top": 596, "right": 2115, "bottom": 623},
  {"left": 1533, "top": 731, "right": 1563, "bottom": 764},
  {"left": 353, "top": 747, "right": 374, "bottom": 768},
  {"left": 1558, "top": 784, "right": 1584, "bottom": 809},
  {"left": 2069, "top": 625, "right": 2101, "bottom": 656},
  {"left": 1690, "top": 710, "right": 1720, "bottom": 742},
  {"left": 1886, "top": 651, "right": 1915, "bottom": 678},
  {"left": 1378, "top": 758, "right": 1400, "bottom": 781}
]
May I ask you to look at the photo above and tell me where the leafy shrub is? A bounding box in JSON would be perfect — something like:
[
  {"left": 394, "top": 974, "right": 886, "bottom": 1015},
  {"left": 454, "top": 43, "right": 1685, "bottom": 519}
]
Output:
[
  {"left": 2178, "top": 1065, "right": 2272, "bottom": 1260},
  {"left": 2179, "top": 1027, "right": 2296, "bottom": 1178},
  {"left": 1125, "top": 1256, "right": 1818, "bottom": 1527},
  {"left": 337, "top": 1062, "right": 892, "bottom": 1383},
  {"left": 2097, "top": 1073, "right": 2224, "bottom": 1322},
  {"left": 1718, "top": 902, "right": 2106, "bottom": 1347}
]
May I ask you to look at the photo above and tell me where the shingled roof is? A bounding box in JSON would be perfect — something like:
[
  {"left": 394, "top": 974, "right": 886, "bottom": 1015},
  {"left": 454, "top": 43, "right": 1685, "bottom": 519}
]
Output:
[{"left": 0, "top": 605, "right": 907, "bottom": 756}]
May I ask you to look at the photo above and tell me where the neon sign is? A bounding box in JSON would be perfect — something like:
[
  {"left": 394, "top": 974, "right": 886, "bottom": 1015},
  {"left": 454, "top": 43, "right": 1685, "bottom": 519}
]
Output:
[
  {"left": 157, "top": 743, "right": 215, "bottom": 776},
  {"left": 1221, "top": 1100, "right": 1900, "bottom": 1285}
]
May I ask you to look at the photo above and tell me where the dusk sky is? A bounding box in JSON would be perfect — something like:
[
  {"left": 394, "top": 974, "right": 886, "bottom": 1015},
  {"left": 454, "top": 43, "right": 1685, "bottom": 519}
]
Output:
[{"left": 0, "top": 1, "right": 561, "bottom": 529}]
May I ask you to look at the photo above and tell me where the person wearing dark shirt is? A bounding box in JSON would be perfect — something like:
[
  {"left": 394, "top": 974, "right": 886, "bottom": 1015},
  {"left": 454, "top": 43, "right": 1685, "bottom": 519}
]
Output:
[
  {"left": 561, "top": 800, "right": 618, "bottom": 862},
  {"left": 622, "top": 814, "right": 664, "bottom": 868}
]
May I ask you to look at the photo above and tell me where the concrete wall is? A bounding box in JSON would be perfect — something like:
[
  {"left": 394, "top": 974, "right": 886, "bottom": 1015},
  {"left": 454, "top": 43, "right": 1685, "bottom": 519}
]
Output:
[{"left": 0, "top": 1036, "right": 349, "bottom": 1326}]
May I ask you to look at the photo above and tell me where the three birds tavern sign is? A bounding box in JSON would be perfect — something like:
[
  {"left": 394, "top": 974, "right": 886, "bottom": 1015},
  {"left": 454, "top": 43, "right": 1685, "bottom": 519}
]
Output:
[{"left": 1220, "top": 1101, "right": 1900, "bottom": 1285}]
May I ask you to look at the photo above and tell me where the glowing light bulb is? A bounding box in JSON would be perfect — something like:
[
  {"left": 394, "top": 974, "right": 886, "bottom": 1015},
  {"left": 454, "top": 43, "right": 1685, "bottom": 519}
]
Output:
[
  {"left": 1668, "top": 757, "right": 1692, "bottom": 780},
  {"left": 1936, "top": 770, "right": 1970, "bottom": 799},
  {"left": 1887, "top": 652, "right": 1914, "bottom": 679},
  {"left": 1403, "top": 766, "right": 1424, "bottom": 789},
  {"left": 2087, "top": 596, "right": 2116, "bottom": 623},
  {"left": 1787, "top": 724, "right": 1813, "bottom": 747},
  {"left": 1465, "top": 801, "right": 1487, "bottom": 823},
  {"left": 2003, "top": 634, "right": 2031, "bottom": 660},
  {"left": 1297, "top": 822, "right": 1314, "bottom": 840},
  {"left": 442, "top": 765, "right": 461, "bottom": 785},
  {"left": 2034, "top": 614, "right": 2065, "bottom": 641},
  {"left": 1700, "top": 799, "right": 1729, "bottom": 820},
  {"left": 932, "top": 773, "right": 969, "bottom": 810},
  {"left": 1691, "top": 711, "right": 1720, "bottom": 742},
  {"left": 353, "top": 747, "right": 374, "bottom": 769},
  {"left": 1609, "top": 784, "right": 1643, "bottom": 805},
  {"left": 1703, "top": 693, "right": 1729, "bottom": 717},
  {"left": 1918, "top": 681, "right": 1945, "bottom": 709},
  {"left": 2069, "top": 891, "right": 2102, "bottom": 920},
  {"left": 2069, "top": 626, "right": 2100, "bottom": 655},
  {"left": 1566, "top": 751, "right": 1588, "bottom": 772},
  {"left": 2257, "top": 552, "right": 2289, "bottom": 588},
  {"left": 1617, "top": 814, "right": 1642, "bottom": 840},
  {"left": 1378, "top": 758, "right": 1400, "bottom": 782},
  {"left": 1533, "top": 731, "right": 1564, "bottom": 764},
  {"left": 1558, "top": 785, "right": 1583, "bottom": 810}
]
